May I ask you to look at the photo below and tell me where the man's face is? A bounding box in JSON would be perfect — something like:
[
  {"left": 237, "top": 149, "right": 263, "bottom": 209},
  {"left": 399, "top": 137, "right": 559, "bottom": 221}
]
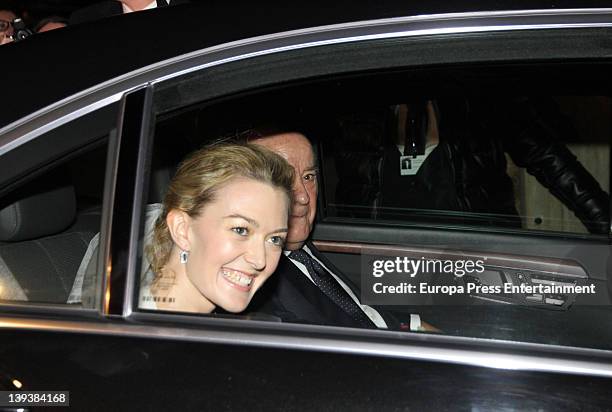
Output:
[
  {"left": 253, "top": 133, "right": 318, "bottom": 250},
  {"left": 0, "top": 10, "right": 16, "bottom": 45}
]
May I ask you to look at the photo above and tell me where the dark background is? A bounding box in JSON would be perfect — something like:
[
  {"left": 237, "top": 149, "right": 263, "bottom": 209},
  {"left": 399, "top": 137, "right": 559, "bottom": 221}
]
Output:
[
  {"left": 2, "top": 1, "right": 97, "bottom": 21},
  {"left": 0, "top": 0, "right": 207, "bottom": 25}
]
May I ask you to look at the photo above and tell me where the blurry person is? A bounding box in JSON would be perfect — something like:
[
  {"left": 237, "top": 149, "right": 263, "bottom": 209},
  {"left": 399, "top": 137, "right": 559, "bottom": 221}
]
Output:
[
  {"left": 70, "top": 0, "right": 189, "bottom": 25},
  {"left": 140, "top": 143, "right": 294, "bottom": 314},
  {"left": 35, "top": 16, "right": 67, "bottom": 33},
  {"left": 334, "top": 98, "right": 609, "bottom": 234},
  {"left": 0, "top": 8, "right": 16, "bottom": 45}
]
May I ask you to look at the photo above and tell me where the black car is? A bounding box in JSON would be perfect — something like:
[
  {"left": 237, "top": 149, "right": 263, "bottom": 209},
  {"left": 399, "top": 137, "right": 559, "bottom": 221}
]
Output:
[{"left": 1, "top": 1, "right": 612, "bottom": 410}]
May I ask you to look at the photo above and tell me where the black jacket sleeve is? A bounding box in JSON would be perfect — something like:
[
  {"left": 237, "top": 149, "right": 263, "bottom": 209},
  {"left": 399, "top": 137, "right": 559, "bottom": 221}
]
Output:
[{"left": 489, "top": 97, "right": 609, "bottom": 234}]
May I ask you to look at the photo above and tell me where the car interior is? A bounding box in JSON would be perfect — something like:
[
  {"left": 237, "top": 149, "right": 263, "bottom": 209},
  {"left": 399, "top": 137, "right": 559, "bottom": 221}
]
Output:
[{"left": 0, "top": 144, "right": 106, "bottom": 304}]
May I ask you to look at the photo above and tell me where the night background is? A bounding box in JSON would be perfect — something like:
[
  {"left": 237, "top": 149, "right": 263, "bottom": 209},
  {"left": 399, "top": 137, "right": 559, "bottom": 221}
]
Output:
[
  {"left": 2, "top": 1, "right": 96, "bottom": 22},
  {"left": 0, "top": 0, "right": 207, "bottom": 26}
]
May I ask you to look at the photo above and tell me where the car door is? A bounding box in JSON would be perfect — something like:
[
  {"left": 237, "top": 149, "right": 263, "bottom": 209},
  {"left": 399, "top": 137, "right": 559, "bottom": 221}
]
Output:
[
  {"left": 0, "top": 8, "right": 612, "bottom": 411},
  {"left": 122, "top": 7, "right": 612, "bottom": 407}
]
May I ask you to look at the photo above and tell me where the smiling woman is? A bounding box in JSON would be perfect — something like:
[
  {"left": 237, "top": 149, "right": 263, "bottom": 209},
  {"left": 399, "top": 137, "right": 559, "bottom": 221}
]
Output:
[{"left": 139, "top": 143, "right": 294, "bottom": 314}]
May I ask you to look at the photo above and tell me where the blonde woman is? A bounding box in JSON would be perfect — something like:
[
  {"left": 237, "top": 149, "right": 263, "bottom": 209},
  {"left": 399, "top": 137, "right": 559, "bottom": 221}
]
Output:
[{"left": 139, "top": 143, "right": 294, "bottom": 314}]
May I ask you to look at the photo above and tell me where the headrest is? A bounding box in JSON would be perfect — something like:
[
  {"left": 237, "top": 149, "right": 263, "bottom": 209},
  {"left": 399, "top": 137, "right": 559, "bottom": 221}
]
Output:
[{"left": 0, "top": 184, "right": 76, "bottom": 242}]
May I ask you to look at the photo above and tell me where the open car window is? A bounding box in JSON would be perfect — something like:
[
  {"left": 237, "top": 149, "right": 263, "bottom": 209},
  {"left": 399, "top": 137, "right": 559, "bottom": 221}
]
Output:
[
  {"left": 77, "top": 12, "right": 611, "bottom": 362},
  {"left": 131, "top": 58, "right": 612, "bottom": 352}
]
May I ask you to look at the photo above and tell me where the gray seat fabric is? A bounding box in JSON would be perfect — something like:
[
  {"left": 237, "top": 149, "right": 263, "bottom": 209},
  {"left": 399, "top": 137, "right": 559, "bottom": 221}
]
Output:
[
  {"left": 0, "top": 183, "right": 100, "bottom": 304},
  {"left": 0, "top": 232, "right": 93, "bottom": 303},
  {"left": 0, "top": 185, "right": 76, "bottom": 242},
  {"left": 0, "top": 254, "right": 27, "bottom": 301}
]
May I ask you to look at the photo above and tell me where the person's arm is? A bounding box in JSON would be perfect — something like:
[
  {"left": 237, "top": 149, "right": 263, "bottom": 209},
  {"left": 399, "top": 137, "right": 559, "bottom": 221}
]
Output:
[{"left": 486, "top": 97, "right": 609, "bottom": 234}]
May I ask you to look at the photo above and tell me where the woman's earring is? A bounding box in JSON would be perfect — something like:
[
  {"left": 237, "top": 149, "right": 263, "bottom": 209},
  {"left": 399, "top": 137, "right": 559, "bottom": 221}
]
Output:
[{"left": 179, "top": 250, "right": 189, "bottom": 264}]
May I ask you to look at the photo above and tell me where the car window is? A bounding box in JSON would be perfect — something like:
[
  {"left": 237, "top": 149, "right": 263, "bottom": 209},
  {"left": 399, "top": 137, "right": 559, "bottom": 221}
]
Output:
[
  {"left": 154, "top": 65, "right": 610, "bottom": 237},
  {"left": 322, "top": 96, "right": 610, "bottom": 235},
  {"left": 136, "top": 55, "right": 612, "bottom": 350},
  {"left": 0, "top": 105, "right": 116, "bottom": 309},
  {"left": 0, "top": 143, "right": 108, "bottom": 307}
]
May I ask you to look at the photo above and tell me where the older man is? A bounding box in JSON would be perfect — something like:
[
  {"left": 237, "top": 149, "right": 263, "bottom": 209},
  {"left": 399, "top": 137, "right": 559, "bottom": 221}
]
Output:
[{"left": 247, "top": 132, "right": 394, "bottom": 329}]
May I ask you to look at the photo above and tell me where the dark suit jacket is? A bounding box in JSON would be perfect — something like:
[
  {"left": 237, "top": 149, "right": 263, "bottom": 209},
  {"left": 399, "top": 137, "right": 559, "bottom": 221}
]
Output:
[
  {"left": 248, "top": 242, "right": 397, "bottom": 329},
  {"left": 70, "top": 0, "right": 190, "bottom": 25}
]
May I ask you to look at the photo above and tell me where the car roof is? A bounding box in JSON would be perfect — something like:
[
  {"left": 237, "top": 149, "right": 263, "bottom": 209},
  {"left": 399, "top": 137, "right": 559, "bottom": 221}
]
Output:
[{"left": 1, "top": 0, "right": 611, "bottom": 128}]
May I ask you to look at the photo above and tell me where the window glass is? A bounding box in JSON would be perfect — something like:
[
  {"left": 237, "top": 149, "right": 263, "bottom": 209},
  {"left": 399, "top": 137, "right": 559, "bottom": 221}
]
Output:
[
  {"left": 153, "top": 67, "right": 610, "bottom": 236},
  {"left": 0, "top": 142, "right": 108, "bottom": 307},
  {"left": 322, "top": 96, "right": 610, "bottom": 235}
]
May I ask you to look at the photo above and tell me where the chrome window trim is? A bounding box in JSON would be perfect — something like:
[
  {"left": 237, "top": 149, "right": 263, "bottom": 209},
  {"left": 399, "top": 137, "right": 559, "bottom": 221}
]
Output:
[
  {"left": 98, "top": 123, "right": 124, "bottom": 315},
  {"left": 121, "top": 86, "right": 155, "bottom": 318},
  {"left": 1, "top": 314, "right": 612, "bottom": 378},
  {"left": 0, "top": 93, "right": 122, "bottom": 157},
  {"left": 1, "top": 8, "right": 612, "bottom": 156}
]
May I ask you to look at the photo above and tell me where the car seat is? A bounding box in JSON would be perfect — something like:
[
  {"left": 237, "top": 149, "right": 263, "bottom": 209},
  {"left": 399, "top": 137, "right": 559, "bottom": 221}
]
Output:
[{"left": 0, "top": 180, "right": 100, "bottom": 304}]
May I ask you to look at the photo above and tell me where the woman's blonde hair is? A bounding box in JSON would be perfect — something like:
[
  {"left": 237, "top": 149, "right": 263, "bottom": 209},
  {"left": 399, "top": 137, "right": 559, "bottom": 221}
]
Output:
[{"left": 147, "top": 143, "right": 294, "bottom": 275}]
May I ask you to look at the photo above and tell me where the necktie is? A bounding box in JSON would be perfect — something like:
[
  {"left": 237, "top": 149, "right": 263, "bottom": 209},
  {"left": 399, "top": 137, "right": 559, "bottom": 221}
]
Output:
[{"left": 289, "top": 249, "right": 375, "bottom": 328}]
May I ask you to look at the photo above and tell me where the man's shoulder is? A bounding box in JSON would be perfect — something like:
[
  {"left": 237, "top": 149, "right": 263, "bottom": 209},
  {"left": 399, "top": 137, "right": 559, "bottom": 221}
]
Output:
[
  {"left": 249, "top": 251, "right": 364, "bottom": 327},
  {"left": 250, "top": 252, "right": 322, "bottom": 310}
]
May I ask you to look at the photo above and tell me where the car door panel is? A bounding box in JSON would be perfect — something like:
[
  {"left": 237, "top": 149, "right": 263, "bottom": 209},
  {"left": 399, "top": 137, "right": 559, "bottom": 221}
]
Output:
[{"left": 1, "top": 329, "right": 612, "bottom": 410}]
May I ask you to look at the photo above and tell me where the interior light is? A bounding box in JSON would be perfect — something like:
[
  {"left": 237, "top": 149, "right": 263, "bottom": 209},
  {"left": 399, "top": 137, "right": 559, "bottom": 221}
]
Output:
[{"left": 12, "top": 379, "right": 22, "bottom": 389}]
